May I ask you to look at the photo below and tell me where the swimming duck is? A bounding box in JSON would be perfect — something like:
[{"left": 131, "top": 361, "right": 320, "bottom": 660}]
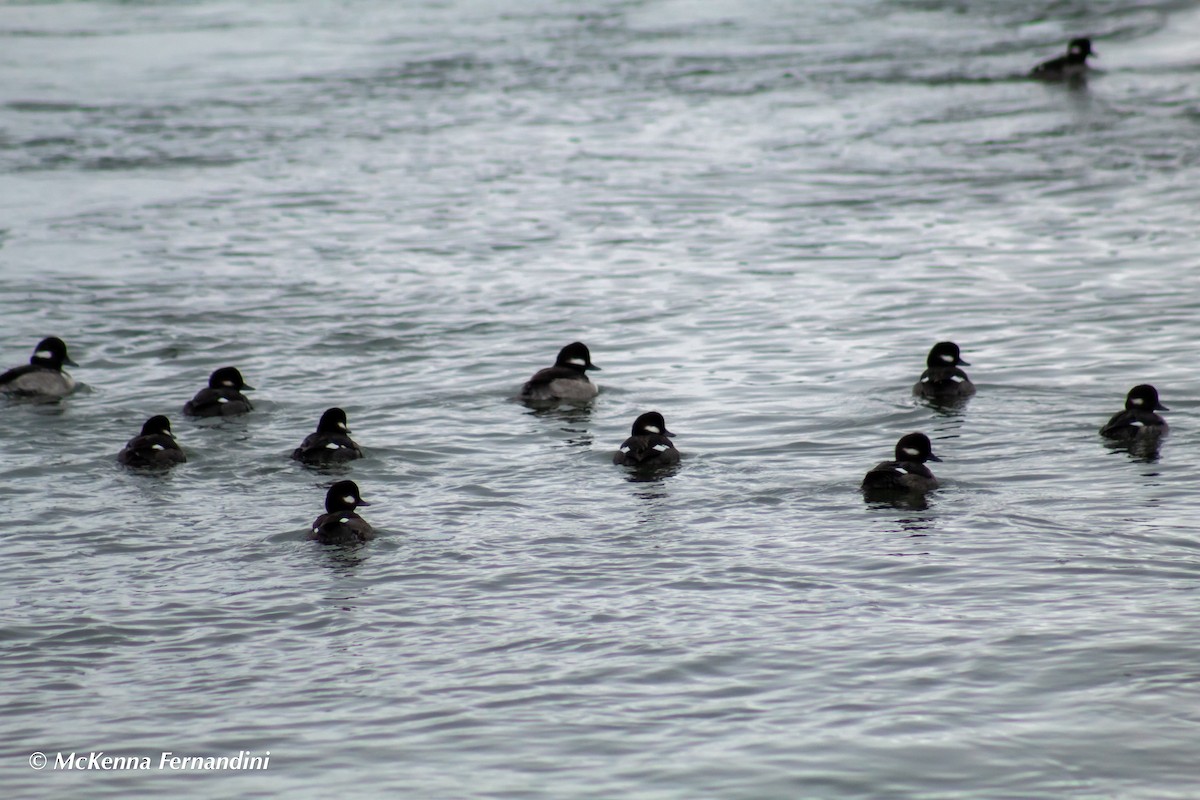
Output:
[
  {"left": 310, "top": 480, "right": 374, "bottom": 544},
  {"left": 0, "top": 337, "right": 77, "bottom": 399},
  {"left": 862, "top": 432, "right": 942, "bottom": 493},
  {"left": 1031, "top": 37, "right": 1095, "bottom": 81},
  {"left": 913, "top": 341, "right": 975, "bottom": 403},
  {"left": 520, "top": 342, "right": 600, "bottom": 403},
  {"left": 118, "top": 415, "right": 186, "bottom": 468},
  {"left": 1100, "top": 384, "right": 1168, "bottom": 441},
  {"left": 292, "top": 407, "right": 363, "bottom": 464},
  {"left": 183, "top": 367, "right": 254, "bottom": 417},
  {"left": 613, "top": 411, "right": 680, "bottom": 467}
]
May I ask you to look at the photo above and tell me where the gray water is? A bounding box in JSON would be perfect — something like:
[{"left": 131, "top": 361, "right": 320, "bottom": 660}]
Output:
[{"left": 3, "top": 1, "right": 1200, "bottom": 797}]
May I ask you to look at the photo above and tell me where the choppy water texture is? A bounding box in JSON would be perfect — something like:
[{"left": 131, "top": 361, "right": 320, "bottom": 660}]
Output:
[{"left": 3, "top": 1, "right": 1200, "bottom": 797}]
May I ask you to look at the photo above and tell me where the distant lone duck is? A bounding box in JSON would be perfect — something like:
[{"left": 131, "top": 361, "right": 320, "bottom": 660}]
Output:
[
  {"left": 0, "top": 337, "right": 78, "bottom": 399},
  {"left": 913, "top": 341, "right": 975, "bottom": 403},
  {"left": 292, "top": 407, "right": 363, "bottom": 465},
  {"left": 862, "top": 433, "right": 942, "bottom": 493},
  {"left": 613, "top": 411, "right": 680, "bottom": 467},
  {"left": 520, "top": 342, "right": 601, "bottom": 403},
  {"left": 310, "top": 480, "right": 373, "bottom": 544},
  {"left": 1031, "top": 37, "right": 1095, "bottom": 81},
  {"left": 118, "top": 415, "right": 186, "bottom": 468},
  {"left": 182, "top": 367, "right": 254, "bottom": 417},
  {"left": 1100, "top": 384, "right": 1168, "bottom": 442}
]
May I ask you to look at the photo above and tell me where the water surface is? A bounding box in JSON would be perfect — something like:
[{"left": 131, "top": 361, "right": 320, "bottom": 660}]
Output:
[{"left": 3, "top": 1, "right": 1200, "bottom": 797}]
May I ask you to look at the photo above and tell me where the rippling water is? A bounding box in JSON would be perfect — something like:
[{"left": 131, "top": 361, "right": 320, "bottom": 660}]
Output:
[{"left": 4, "top": 1, "right": 1200, "bottom": 797}]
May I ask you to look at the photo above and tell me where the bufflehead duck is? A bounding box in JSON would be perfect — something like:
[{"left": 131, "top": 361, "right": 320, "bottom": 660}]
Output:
[
  {"left": 520, "top": 342, "right": 600, "bottom": 403},
  {"left": 0, "top": 337, "right": 78, "bottom": 399},
  {"left": 613, "top": 411, "right": 680, "bottom": 466},
  {"left": 1031, "top": 37, "right": 1095, "bottom": 80},
  {"left": 182, "top": 367, "right": 254, "bottom": 417},
  {"left": 913, "top": 341, "right": 975, "bottom": 402},
  {"left": 292, "top": 407, "right": 363, "bottom": 464},
  {"left": 1100, "top": 384, "right": 1168, "bottom": 441},
  {"left": 310, "top": 480, "right": 373, "bottom": 544},
  {"left": 118, "top": 415, "right": 186, "bottom": 468},
  {"left": 862, "top": 432, "right": 942, "bottom": 493}
]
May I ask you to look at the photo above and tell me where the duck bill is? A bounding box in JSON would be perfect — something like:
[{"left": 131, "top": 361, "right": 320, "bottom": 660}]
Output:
[
  {"left": 927, "top": 453, "right": 943, "bottom": 462},
  {"left": 356, "top": 499, "right": 372, "bottom": 506},
  {"left": 64, "top": 357, "right": 80, "bottom": 367},
  {"left": 587, "top": 364, "right": 601, "bottom": 371}
]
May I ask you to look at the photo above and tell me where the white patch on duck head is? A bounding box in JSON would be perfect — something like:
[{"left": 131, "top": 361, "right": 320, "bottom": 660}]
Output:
[
  {"left": 35, "top": 349, "right": 53, "bottom": 360},
  {"left": 338, "top": 421, "right": 348, "bottom": 430},
  {"left": 940, "top": 353, "right": 956, "bottom": 363},
  {"left": 1130, "top": 397, "right": 1144, "bottom": 406},
  {"left": 342, "top": 495, "right": 356, "bottom": 505},
  {"left": 902, "top": 447, "right": 921, "bottom": 457},
  {"left": 642, "top": 425, "right": 661, "bottom": 434},
  {"left": 221, "top": 380, "right": 235, "bottom": 387},
  {"left": 568, "top": 358, "right": 587, "bottom": 366}
]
